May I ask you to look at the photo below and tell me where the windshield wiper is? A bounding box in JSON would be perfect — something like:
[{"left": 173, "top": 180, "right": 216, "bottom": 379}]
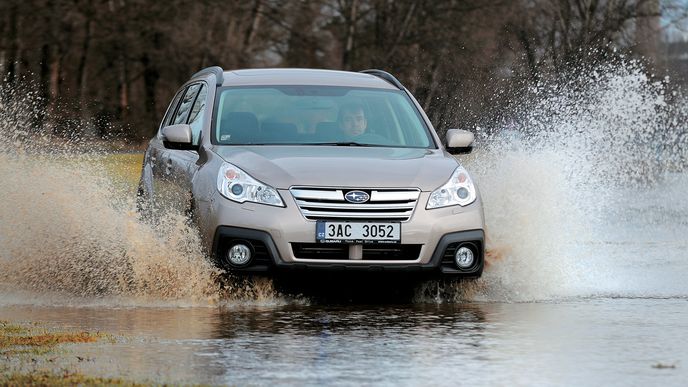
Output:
[{"left": 310, "top": 141, "right": 375, "bottom": 147}]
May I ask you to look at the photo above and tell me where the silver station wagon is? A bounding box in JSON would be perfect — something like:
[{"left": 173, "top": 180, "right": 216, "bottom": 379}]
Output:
[{"left": 137, "top": 67, "right": 485, "bottom": 278}]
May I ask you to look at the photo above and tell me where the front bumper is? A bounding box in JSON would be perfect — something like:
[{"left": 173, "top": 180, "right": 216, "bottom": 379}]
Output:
[
  {"left": 212, "top": 226, "right": 484, "bottom": 277},
  {"left": 201, "top": 188, "right": 485, "bottom": 277}
]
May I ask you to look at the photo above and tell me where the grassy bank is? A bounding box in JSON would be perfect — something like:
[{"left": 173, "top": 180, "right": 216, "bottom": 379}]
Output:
[
  {"left": 1, "top": 371, "right": 147, "bottom": 386},
  {"left": 0, "top": 320, "right": 143, "bottom": 386}
]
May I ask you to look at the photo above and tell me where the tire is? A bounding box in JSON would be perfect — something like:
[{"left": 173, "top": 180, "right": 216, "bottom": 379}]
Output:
[{"left": 135, "top": 183, "right": 154, "bottom": 222}]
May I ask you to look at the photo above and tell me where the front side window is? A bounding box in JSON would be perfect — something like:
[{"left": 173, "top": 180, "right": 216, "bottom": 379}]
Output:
[
  {"left": 212, "top": 86, "right": 434, "bottom": 148},
  {"left": 188, "top": 84, "right": 207, "bottom": 145},
  {"left": 172, "top": 83, "right": 201, "bottom": 125},
  {"left": 160, "top": 89, "right": 184, "bottom": 130}
]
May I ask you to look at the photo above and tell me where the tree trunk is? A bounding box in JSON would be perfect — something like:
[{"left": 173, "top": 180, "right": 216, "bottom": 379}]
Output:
[
  {"left": 48, "top": 44, "right": 62, "bottom": 113},
  {"left": 40, "top": 44, "right": 50, "bottom": 101},
  {"left": 0, "top": 7, "right": 7, "bottom": 75},
  {"left": 6, "top": 4, "right": 21, "bottom": 85},
  {"left": 36, "top": 43, "right": 51, "bottom": 129},
  {"left": 422, "top": 62, "right": 441, "bottom": 111},
  {"left": 241, "top": 0, "right": 265, "bottom": 66},
  {"left": 635, "top": 0, "right": 662, "bottom": 71},
  {"left": 142, "top": 54, "right": 159, "bottom": 137},
  {"left": 77, "top": 19, "right": 93, "bottom": 108},
  {"left": 518, "top": 28, "right": 538, "bottom": 81},
  {"left": 383, "top": 1, "right": 417, "bottom": 64},
  {"left": 198, "top": 1, "right": 215, "bottom": 69},
  {"left": 117, "top": 52, "right": 129, "bottom": 123},
  {"left": 342, "top": 0, "right": 359, "bottom": 70},
  {"left": 223, "top": 17, "right": 239, "bottom": 67}
]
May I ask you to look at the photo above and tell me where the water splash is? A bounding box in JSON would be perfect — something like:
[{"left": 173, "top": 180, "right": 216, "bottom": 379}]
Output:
[
  {"left": 0, "top": 80, "right": 299, "bottom": 307},
  {"left": 420, "top": 60, "right": 688, "bottom": 303},
  {"left": 0, "top": 151, "right": 218, "bottom": 305},
  {"left": 2, "top": 62, "right": 687, "bottom": 306}
]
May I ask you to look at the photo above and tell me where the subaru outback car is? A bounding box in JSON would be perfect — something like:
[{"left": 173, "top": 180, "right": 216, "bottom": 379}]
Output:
[{"left": 137, "top": 67, "right": 485, "bottom": 278}]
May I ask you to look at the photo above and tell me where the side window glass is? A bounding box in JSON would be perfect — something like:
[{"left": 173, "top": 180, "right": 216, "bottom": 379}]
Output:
[
  {"left": 172, "top": 84, "right": 201, "bottom": 125},
  {"left": 160, "top": 89, "right": 184, "bottom": 131},
  {"left": 188, "top": 84, "right": 207, "bottom": 145}
]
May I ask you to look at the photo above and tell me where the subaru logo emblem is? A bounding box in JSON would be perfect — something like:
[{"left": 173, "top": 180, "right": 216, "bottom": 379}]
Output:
[{"left": 345, "top": 190, "right": 370, "bottom": 204}]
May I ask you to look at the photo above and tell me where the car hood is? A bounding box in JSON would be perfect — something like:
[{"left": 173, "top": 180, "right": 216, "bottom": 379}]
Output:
[{"left": 212, "top": 146, "right": 459, "bottom": 191}]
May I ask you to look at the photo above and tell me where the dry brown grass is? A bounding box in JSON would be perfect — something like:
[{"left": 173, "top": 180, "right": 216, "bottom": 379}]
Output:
[
  {"left": 0, "top": 331, "right": 100, "bottom": 348},
  {"left": 0, "top": 371, "right": 148, "bottom": 386},
  {"left": 0, "top": 321, "right": 147, "bottom": 386},
  {"left": 0, "top": 321, "right": 102, "bottom": 351}
]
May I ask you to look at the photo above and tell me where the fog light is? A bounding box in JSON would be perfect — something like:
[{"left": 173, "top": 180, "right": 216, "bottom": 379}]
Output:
[
  {"left": 227, "top": 243, "right": 252, "bottom": 266},
  {"left": 454, "top": 246, "right": 474, "bottom": 269}
]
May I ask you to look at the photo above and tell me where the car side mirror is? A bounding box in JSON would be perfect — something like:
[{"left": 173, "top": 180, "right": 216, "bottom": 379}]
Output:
[
  {"left": 445, "top": 129, "right": 474, "bottom": 154},
  {"left": 162, "top": 124, "right": 198, "bottom": 150}
]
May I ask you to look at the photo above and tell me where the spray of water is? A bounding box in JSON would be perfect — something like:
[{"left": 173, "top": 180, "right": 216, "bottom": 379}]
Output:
[
  {"left": 0, "top": 154, "right": 219, "bottom": 305},
  {"left": 416, "top": 60, "right": 688, "bottom": 302},
  {"left": 1, "top": 61, "right": 686, "bottom": 305},
  {"left": 0, "top": 80, "right": 295, "bottom": 307}
]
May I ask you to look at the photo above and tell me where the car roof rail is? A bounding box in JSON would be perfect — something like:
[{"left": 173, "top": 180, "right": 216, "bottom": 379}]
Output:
[
  {"left": 192, "top": 66, "right": 224, "bottom": 86},
  {"left": 359, "top": 69, "right": 404, "bottom": 90}
]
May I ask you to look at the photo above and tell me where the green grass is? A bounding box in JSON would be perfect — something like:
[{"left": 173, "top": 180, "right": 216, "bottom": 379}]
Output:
[{"left": 98, "top": 153, "right": 145, "bottom": 194}]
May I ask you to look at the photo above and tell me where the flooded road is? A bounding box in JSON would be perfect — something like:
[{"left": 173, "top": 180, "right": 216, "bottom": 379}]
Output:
[
  {"left": 1, "top": 63, "right": 687, "bottom": 385},
  {"left": 1, "top": 299, "right": 686, "bottom": 386},
  {"left": 1, "top": 167, "right": 686, "bottom": 385}
]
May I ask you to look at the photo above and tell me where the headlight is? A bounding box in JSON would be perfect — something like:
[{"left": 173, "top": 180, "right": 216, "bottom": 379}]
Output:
[
  {"left": 217, "top": 162, "right": 284, "bottom": 207},
  {"left": 426, "top": 166, "right": 476, "bottom": 209}
]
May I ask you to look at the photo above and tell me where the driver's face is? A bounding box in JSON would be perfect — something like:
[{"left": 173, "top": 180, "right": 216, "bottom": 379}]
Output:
[{"left": 339, "top": 109, "right": 367, "bottom": 136}]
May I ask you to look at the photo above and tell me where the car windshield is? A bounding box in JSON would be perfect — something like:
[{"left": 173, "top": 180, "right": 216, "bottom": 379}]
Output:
[{"left": 212, "top": 86, "right": 434, "bottom": 148}]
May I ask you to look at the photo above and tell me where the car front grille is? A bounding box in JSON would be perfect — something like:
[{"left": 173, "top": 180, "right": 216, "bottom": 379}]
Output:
[
  {"left": 292, "top": 243, "right": 422, "bottom": 260},
  {"left": 290, "top": 187, "right": 420, "bottom": 221}
]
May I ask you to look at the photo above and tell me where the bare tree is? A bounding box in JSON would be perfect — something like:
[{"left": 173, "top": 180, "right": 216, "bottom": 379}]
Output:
[{"left": 1, "top": 0, "right": 684, "bottom": 141}]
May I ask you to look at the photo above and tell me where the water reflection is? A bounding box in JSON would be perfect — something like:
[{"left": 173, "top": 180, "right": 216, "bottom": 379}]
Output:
[
  {"left": 196, "top": 304, "right": 492, "bottom": 385},
  {"left": 211, "top": 303, "right": 489, "bottom": 338},
  {"left": 2, "top": 300, "right": 687, "bottom": 385},
  {"left": 0, "top": 303, "right": 493, "bottom": 385}
]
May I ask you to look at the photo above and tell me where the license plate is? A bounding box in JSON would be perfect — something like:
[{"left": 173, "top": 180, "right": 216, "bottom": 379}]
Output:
[{"left": 316, "top": 221, "right": 401, "bottom": 244}]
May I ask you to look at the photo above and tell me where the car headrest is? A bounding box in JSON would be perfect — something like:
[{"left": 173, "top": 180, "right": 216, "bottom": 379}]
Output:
[
  {"left": 315, "top": 121, "right": 338, "bottom": 133},
  {"left": 261, "top": 122, "right": 298, "bottom": 142},
  {"left": 219, "top": 112, "right": 259, "bottom": 143}
]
